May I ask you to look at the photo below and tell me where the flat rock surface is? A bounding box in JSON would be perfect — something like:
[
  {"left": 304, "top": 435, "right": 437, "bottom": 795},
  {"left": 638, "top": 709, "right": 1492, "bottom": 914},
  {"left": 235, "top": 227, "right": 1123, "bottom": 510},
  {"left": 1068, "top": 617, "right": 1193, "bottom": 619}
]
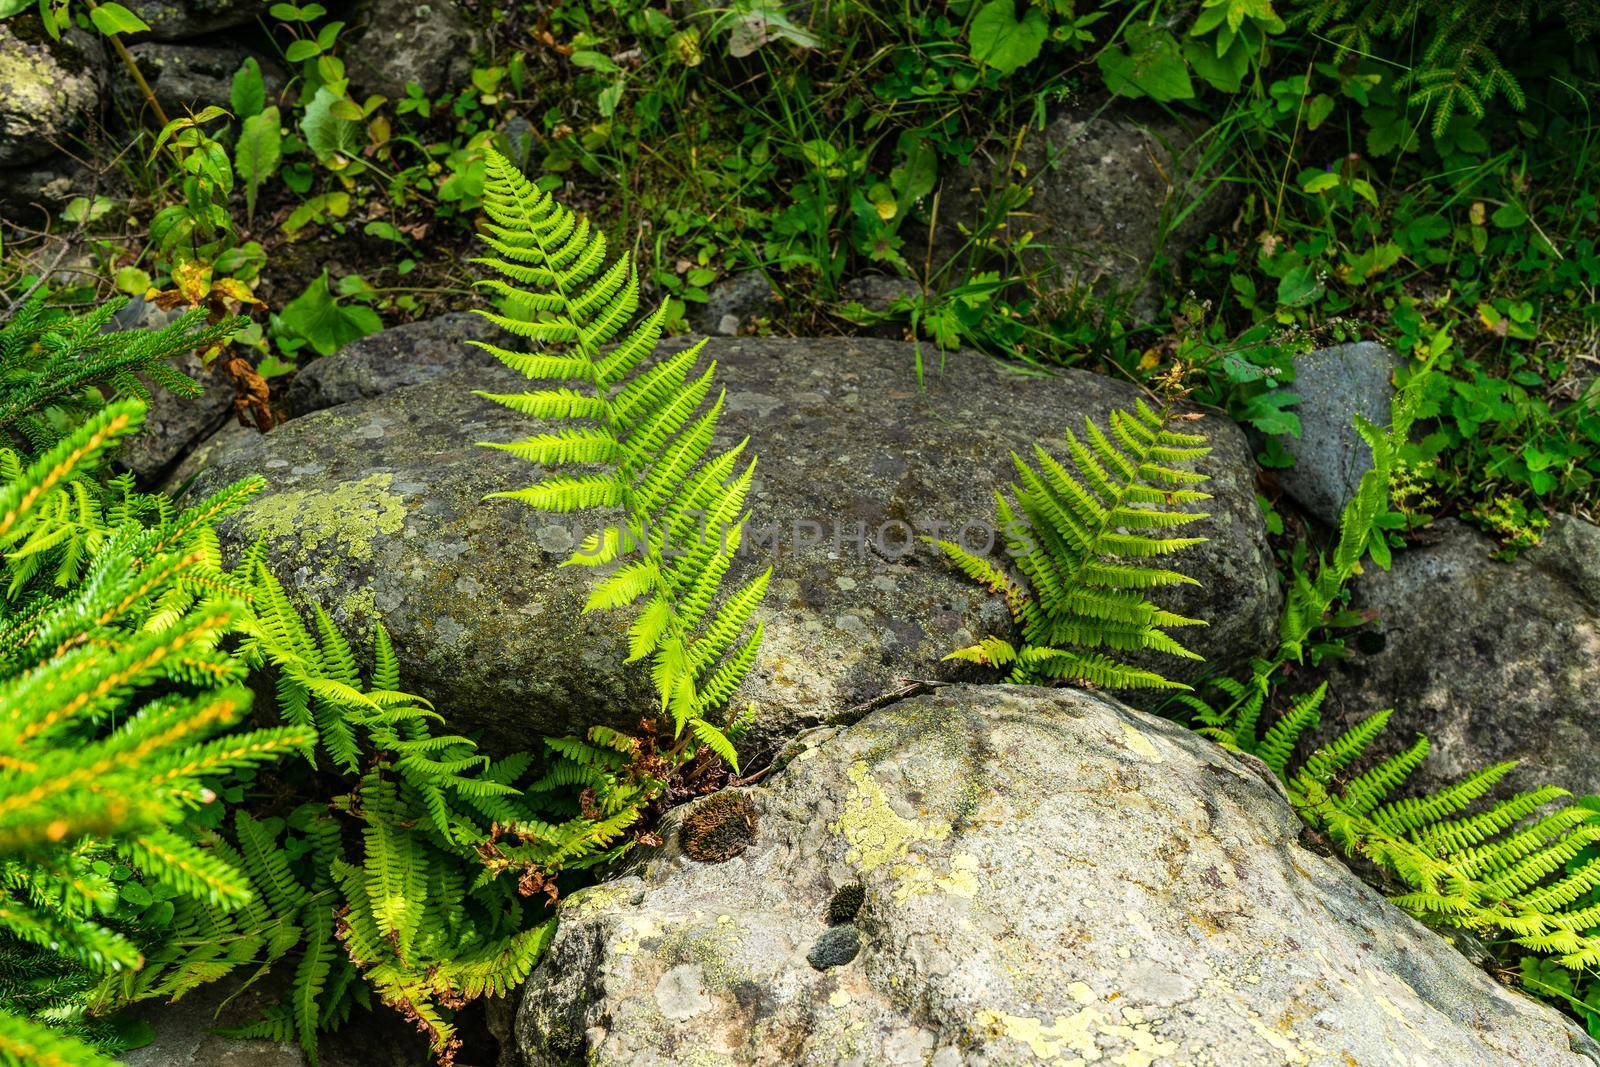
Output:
[
  {"left": 515, "top": 684, "right": 1595, "bottom": 1066},
  {"left": 185, "top": 330, "right": 1279, "bottom": 750},
  {"left": 1323, "top": 516, "right": 1600, "bottom": 793}
]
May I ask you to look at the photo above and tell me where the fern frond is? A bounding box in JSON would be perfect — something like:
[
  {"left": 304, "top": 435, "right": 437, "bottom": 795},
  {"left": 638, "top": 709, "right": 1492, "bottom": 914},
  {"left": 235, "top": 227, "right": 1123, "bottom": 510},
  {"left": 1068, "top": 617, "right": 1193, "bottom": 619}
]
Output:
[
  {"left": 473, "top": 151, "right": 767, "bottom": 777},
  {"left": 939, "top": 404, "right": 1210, "bottom": 689}
]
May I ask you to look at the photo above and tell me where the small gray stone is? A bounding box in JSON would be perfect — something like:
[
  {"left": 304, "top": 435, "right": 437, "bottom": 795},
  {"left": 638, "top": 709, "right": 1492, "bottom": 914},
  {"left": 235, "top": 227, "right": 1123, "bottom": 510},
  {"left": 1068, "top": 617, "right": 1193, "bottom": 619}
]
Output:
[
  {"left": 841, "top": 273, "right": 920, "bottom": 314},
  {"left": 499, "top": 114, "right": 536, "bottom": 170},
  {"left": 118, "top": 348, "right": 237, "bottom": 485},
  {"left": 345, "top": 0, "right": 475, "bottom": 100},
  {"left": 806, "top": 925, "right": 860, "bottom": 970},
  {"left": 515, "top": 684, "right": 1595, "bottom": 1066},
  {"left": 0, "top": 157, "right": 89, "bottom": 218},
  {"left": 1278, "top": 341, "right": 1400, "bottom": 525},
  {"left": 282, "top": 313, "right": 507, "bottom": 418},
  {"left": 123, "top": 973, "right": 431, "bottom": 1066},
  {"left": 688, "top": 272, "right": 778, "bottom": 336},
  {"left": 105, "top": 299, "right": 238, "bottom": 485},
  {"left": 936, "top": 105, "right": 1239, "bottom": 319},
  {"left": 185, "top": 329, "right": 1278, "bottom": 752},
  {"left": 0, "top": 21, "right": 101, "bottom": 167},
  {"left": 1322, "top": 516, "right": 1600, "bottom": 794}
]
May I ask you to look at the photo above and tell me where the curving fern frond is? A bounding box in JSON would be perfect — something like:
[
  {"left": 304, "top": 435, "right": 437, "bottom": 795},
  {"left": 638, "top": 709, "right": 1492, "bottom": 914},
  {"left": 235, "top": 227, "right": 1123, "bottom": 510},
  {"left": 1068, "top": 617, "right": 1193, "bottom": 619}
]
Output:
[
  {"left": 472, "top": 149, "right": 770, "bottom": 763},
  {"left": 934, "top": 399, "right": 1212, "bottom": 690}
]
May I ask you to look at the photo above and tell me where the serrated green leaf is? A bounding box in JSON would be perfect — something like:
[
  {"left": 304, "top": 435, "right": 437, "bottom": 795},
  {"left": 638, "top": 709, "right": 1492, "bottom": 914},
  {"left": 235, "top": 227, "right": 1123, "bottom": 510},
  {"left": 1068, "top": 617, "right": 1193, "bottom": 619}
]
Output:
[{"left": 235, "top": 107, "right": 281, "bottom": 222}]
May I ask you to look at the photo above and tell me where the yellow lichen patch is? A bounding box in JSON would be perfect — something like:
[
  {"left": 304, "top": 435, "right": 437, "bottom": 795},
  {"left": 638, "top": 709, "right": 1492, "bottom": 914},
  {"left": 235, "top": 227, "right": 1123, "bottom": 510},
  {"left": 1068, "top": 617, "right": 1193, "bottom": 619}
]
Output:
[
  {"left": 972, "top": 993, "right": 1178, "bottom": 1067},
  {"left": 236, "top": 472, "right": 408, "bottom": 564},
  {"left": 1119, "top": 721, "right": 1164, "bottom": 763},
  {"left": 890, "top": 851, "right": 981, "bottom": 903},
  {"left": 562, "top": 882, "right": 637, "bottom": 921},
  {"left": 657, "top": 923, "right": 749, "bottom": 991},
  {"left": 830, "top": 761, "right": 949, "bottom": 873}
]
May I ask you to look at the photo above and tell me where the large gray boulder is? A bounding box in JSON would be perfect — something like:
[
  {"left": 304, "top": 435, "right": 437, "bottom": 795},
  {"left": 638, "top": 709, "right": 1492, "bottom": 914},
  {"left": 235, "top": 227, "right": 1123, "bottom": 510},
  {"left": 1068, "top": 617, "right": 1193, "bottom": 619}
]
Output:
[
  {"left": 0, "top": 20, "right": 100, "bottom": 167},
  {"left": 345, "top": 0, "right": 475, "bottom": 100},
  {"left": 937, "top": 106, "right": 1237, "bottom": 317},
  {"left": 1322, "top": 516, "right": 1600, "bottom": 793},
  {"left": 1277, "top": 341, "right": 1400, "bottom": 525},
  {"left": 184, "top": 330, "right": 1278, "bottom": 750},
  {"left": 515, "top": 684, "right": 1595, "bottom": 1066}
]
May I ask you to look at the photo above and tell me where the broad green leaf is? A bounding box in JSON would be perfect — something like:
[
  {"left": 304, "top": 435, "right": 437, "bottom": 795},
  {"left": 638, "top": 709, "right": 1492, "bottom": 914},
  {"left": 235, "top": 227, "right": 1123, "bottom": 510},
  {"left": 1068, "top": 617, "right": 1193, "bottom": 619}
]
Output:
[
  {"left": 726, "top": 5, "right": 820, "bottom": 58},
  {"left": 235, "top": 107, "right": 281, "bottom": 222},
  {"left": 278, "top": 271, "right": 381, "bottom": 356},
  {"left": 282, "top": 190, "right": 349, "bottom": 234},
  {"left": 299, "top": 86, "right": 360, "bottom": 164},
  {"left": 115, "top": 265, "right": 152, "bottom": 295},
  {"left": 1276, "top": 263, "right": 1323, "bottom": 307},
  {"left": 1098, "top": 24, "right": 1194, "bottom": 102},
  {"left": 968, "top": 0, "right": 1048, "bottom": 74},
  {"left": 1182, "top": 35, "right": 1248, "bottom": 93},
  {"left": 231, "top": 57, "right": 266, "bottom": 119},
  {"left": 88, "top": 1, "right": 149, "bottom": 36},
  {"left": 0, "top": 0, "right": 32, "bottom": 16},
  {"left": 1301, "top": 171, "right": 1341, "bottom": 194},
  {"left": 1306, "top": 93, "right": 1335, "bottom": 130}
]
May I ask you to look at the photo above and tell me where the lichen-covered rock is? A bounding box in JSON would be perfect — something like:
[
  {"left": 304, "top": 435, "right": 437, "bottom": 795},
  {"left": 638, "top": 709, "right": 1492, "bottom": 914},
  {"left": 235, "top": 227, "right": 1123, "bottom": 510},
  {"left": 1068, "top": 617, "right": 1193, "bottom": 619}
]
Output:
[
  {"left": 1322, "top": 516, "right": 1600, "bottom": 793},
  {"left": 345, "top": 0, "right": 475, "bottom": 100},
  {"left": 184, "top": 332, "right": 1277, "bottom": 749},
  {"left": 0, "top": 20, "right": 100, "bottom": 167},
  {"left": 117, "top": 43, "right": 285, "bottom": 120},
  {"left": 937, "top": 106, "right": 1237, "bottom": 319},
  {"left": 1277, "top": 341, "right": 1399, "bottom": 525},
  {"left": 515, "top": 684, "right": 1595, "bottom": 1066}
]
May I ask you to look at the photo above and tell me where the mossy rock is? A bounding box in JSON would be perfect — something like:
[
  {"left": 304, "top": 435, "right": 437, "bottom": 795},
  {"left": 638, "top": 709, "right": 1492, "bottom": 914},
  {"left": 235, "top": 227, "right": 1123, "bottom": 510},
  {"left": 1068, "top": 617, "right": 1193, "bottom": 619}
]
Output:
[
  {"left": 0, "top": 21, "right": 100, "bottom": 167},
  {"left": 185, "top": 329, "right": 1279, "bottom": 750}
]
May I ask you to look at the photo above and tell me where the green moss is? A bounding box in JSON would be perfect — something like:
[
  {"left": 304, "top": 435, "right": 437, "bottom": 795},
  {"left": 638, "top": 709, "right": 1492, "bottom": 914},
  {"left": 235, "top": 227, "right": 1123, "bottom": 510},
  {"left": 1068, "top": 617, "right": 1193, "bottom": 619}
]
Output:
[{"left": 826, "top": 882, "right": 865, "bottom": 925}]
